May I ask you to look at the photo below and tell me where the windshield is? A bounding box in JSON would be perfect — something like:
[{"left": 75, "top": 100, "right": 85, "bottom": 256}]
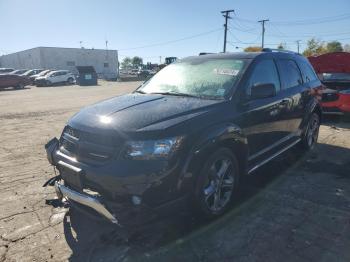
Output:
[
  {"left": 22, "top": 70, "right": 33, "bottom": 76},
  {"left": 322, "top": 73, "right": 350, "bottom": 82},
  {"left": 138, "top": 58, "right": 245, "bottom": 99},
  {"left": 38, "top": 70, "right": 50, "bottom": 76}
]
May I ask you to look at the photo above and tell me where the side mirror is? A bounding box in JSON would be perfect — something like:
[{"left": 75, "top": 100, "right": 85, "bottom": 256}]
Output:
[{"left": 250, "top": 83, "right": 276, "bottom": 100}]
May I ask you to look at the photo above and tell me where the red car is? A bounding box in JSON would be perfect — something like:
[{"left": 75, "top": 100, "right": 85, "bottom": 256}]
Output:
[
  {"left": 308, "top": 52, "right": 350, "bottom": 115},
  {"left": 0, "top": 74, "right": 31, "bottom": 90}
]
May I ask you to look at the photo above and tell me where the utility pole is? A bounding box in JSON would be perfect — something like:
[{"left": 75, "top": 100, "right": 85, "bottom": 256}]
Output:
[
  {"left": 258, "top": 19, "right": 269, "bottom": 49},
  {"left": 296, "top": 40, "right": 301, "bottom": 54},
  {"left": 221, "top": 9, "right": 234, "bottom": 53}
]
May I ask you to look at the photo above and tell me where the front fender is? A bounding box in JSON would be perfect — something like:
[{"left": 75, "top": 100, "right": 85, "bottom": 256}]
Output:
[{"left": 177, "top": 123, "right": 248, "bottom": 191}]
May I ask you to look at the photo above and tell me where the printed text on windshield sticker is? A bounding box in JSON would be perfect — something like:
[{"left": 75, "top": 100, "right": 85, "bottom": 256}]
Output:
[{"left": 213, "top": 68, "right": 239, "bottom": 76}]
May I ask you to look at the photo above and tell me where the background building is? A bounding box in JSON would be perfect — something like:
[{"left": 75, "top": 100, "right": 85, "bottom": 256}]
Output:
[{"left": 0, "top": 47, "right": 119, "bottom": 79}]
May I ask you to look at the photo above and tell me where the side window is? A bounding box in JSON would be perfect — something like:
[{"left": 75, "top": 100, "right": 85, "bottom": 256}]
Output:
[
  {"left": 297, "top": 60, "right": 318, "bottom": 82},
  {"left": 277, "top": 59, "right": 303, "bottom": 89},
  {"left": 249, "top": 59, "right": 280, "bottom": 93}
]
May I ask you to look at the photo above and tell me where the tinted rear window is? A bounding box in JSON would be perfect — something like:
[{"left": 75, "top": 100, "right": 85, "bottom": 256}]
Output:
[
  {"left": 297, "top": 60, "right": 318, "bottom": 82},
  {"left": 277, "top": 59, "right": 303, "bottom": 89}
]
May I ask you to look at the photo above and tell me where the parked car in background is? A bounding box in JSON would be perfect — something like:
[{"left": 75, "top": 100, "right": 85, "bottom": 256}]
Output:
[
  {"left": 308, "top": 52, "right": 350, "bottom": 116},
  {"left": 35, "top": 70, "right": 75, "bottom": 86},
  {"left": 9, "top": 69, "right": 29, "bottom": 75},
  {"left": 0, "top": 74, "right": 31, "bottom": 89},
  {"left": 21, "top": 69, "right": 44, "bottom": 77},
  {"left": 29, "top": 69, "right": 51, "bottom": 83},
  {"left": 44, "top": 49, "right": 322, "bottom": 226},
  {"left": 130, "top": 69, "right": 139, "bottom": 75},
  {"left": 0, "top": 68, "right": 14, "bottom": 74},
  {"left": 137, "top": 69, "right": 151, "bottom": 78}
]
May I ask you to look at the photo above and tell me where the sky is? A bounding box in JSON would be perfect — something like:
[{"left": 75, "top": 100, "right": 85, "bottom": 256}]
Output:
[{"left": 1, "top": 0, "right": 350, "bottom": 63}]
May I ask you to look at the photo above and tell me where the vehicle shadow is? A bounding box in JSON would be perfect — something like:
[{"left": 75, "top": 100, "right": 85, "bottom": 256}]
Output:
[
  {"left": 62, "top": 142, "right": 350, "bottom": 262},
  {"left": 322, "top": 115, "right": 350, "bottom": 129},
  {"left": 0, "top": 87, "right": 31, "bottom": 92}
]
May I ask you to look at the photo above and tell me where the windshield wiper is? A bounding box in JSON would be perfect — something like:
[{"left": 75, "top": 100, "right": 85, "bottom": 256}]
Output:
[{"left": 149, "top": 91, "right": 199, "bottom": 98}]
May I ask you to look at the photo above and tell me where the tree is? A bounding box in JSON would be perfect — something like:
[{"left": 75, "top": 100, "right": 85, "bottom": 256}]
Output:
[
  {"left": 244, "top": 46, "right": 262, "bottom": 52},
  {"left": 326, "top": 41, "right": 343, "bottom": 53},
  {"left": 302, "top": 38, "right": 327, "bottom": 56},
  {"left": 277, "top": 43, "right": 286, "bottom": 50},
  {"left": 344, "top": 44, "right": 350, "bottom": 52},
  {"left": 121, "top": 57, "right": 132, "bottom": 69},
  {"left": 131, "top": 56, "right": 143, "bottom": 68}
]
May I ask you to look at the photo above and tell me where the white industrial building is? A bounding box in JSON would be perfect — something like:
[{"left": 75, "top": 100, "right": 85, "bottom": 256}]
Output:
[{"left": 0, "top": 47, "right": 119, "bottom": 79}]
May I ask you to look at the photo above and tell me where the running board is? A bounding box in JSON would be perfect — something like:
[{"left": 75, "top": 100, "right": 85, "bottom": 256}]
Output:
[{"left": 247, "top": 138, "right": 301, "bottom": 174}]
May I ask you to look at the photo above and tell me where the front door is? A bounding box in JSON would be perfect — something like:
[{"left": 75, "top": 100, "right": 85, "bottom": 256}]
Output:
[{"left": 237, "top": 58, "right": 293, "bottom": 160}]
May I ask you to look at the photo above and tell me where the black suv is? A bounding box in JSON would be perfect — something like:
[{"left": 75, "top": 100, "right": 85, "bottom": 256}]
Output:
[{"left": 45, "top": 49, "right": 322, "bottom": 226}]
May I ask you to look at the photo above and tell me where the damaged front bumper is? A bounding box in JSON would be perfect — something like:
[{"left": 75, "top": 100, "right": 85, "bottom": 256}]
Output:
[
  {"left": 44, "top": 137, "right": 119, "bottom": 224},
  {"left": 54, "top": 181, "right": 119, "bottom": 224},
  {"left": 43, "top": 137, "right": 188, "bottom": 226}
]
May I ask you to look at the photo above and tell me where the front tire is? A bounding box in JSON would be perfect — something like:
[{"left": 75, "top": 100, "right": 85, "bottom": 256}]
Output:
[
  {"left": 16, "top": 83, "right": 24, "bottom": 89},
  {"left": 300, "top": 112, "right": 320, "bottom": 150},
  {"left": 194, "top": 148, "right": 239, "bottom": 218}
]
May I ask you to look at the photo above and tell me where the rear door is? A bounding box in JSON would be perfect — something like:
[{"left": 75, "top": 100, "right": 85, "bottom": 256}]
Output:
[{"left": 276, "top": 59, "right": 309, "bottom": 134}]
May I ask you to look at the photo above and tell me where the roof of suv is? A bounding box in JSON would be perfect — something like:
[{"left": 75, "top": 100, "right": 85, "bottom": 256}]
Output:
[{"left": 181, "top": 50, "right": 302, "bottom": 62}]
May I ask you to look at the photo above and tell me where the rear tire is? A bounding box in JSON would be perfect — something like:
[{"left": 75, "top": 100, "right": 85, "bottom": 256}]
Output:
[
  {"left": 15, "top": 83, "right": 24, "bottom": 89},
  {"left": 67, "top": 77, "right": 74, "bottom": 85},
  {"left": 194, "top": 147, "right": 239, "bottom": 219},
  {"left": 300, "top": 112, "right": 320, "bottom": 150}
]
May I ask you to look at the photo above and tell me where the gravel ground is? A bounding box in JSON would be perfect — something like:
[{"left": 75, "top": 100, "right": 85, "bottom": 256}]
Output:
[{"left": 0, "top": 81, "right": 349, "bottom": 262}]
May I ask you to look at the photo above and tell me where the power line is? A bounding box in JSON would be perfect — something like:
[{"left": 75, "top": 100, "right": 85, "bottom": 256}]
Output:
[
  {"left": 227, "top": 28, "right": 261, "bottom": 45},
  {"left": 231, "top": 23, "right": 350, "bottom": 38},
  {"left": 118, "top": 28, "right": 222, "bottom": 51},
  {"left": 234, "top": 13, "right": 350, "bottom": 26}
]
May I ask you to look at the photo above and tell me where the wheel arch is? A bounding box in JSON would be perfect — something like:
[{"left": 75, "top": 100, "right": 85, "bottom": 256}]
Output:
[{"left": 178, "top": 123, "right": 248, "bottom": 191}]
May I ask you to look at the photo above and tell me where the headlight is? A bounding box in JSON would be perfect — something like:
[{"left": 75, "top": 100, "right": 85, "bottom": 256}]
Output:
[{"left": 124, "top": 137, "right": 182, "bottom": 160}]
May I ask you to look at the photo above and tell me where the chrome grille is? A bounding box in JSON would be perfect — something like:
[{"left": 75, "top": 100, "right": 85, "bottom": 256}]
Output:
[{"left": 59, "top": 126, "right": 119, "bottom": 164}]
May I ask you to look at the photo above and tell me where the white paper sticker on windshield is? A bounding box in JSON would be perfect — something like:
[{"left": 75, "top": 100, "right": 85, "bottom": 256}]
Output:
[
  {"left": 213, "top": 68, "right": 239, "bottom": 76},
  {"left": 216, "top": 88, "right": 226, "bottom": 96}
]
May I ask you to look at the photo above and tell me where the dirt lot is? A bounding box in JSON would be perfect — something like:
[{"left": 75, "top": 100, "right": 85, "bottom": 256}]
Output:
[{"left": 0, "top": 81, "right": 349, "bottom": 262}]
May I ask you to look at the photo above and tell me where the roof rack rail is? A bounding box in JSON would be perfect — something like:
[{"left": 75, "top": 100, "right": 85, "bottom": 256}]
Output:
[
  {"left": 199, "top": 52, "right": 215, "bottom": 56},
  {"left": 262, "top": 48, "right": 300, "bottom": 55}
]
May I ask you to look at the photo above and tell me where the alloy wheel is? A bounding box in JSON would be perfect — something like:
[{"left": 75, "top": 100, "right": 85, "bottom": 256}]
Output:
[
  {"left": 203, "top": 157, "right": 235, "bottom": 213},
  {"left": 307, "top": 114, "right": 319, "bottom": 148}
]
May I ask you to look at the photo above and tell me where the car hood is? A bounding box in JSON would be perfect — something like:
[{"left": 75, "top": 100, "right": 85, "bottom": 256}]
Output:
[{"left": 68, "top": 93, "right": 223, "bottom": 133}]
